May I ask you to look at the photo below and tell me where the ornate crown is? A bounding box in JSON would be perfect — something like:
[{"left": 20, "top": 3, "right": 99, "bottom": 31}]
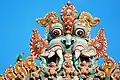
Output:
[{"left": 36, "top": 1, "right": 100, "bottom": 35}]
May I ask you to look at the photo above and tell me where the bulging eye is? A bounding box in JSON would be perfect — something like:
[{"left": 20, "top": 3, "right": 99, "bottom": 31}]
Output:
[
  {"left": 52, "top": 28, "right": 62, "bottom": 37},
  {"left": 75, "top": 28, "right": 85, "bottom": 38}
]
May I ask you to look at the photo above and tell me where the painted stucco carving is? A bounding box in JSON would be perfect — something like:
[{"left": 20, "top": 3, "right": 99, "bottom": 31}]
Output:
[{"left": 0, "top": 2, "right": 120, "bottom": 80}]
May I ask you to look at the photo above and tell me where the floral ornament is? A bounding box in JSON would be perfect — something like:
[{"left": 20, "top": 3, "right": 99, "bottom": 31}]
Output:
[
  {"left": 88, "top": 28, "right": 107, "bottom": 57},
  {"left": 96, "top": 66, "right": 105, "bottom": 79},
  {"left": 4, "top": 65, "right": 16, "bottom": 80},
  {"left": 79, "top": 12, "right": 100, "bottom": 36},
  {"left": 36, "top": 12, "right": 59, "bottom": 32},
  {"left": 0, "top": 74, "right": 4, "bottom": 80},
  {"left": 30, "top": 66, "right": 41, "bottom": 80},
  {"left": 14, "top": 61, "right": 27, "bottom": 78},
  {"left": 102, "top": 55, "right": 116, "bottom": 75},
  {"left": 23, "top": 56, "right": 36, "bottom": 72},
  {"left": 61, "top": 1, "right": 77, "bottom": 34},
  {"left": 111, "top": 62, "right": 120, "bottom": 80},
  {"left": 30, "top": 29, "right": 48, "bottom": 58}
]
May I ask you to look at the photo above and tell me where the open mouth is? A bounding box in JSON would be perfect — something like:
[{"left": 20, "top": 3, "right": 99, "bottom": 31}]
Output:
[
  {"left": 47, "top": 46, "right": 64, "bottom": 72},
  {"left": 73, "top": 45, "right": 97, "bottom": 63},
  {"left": 73, "top": 45, "right": 85, "bottom": 60},
  {"left": 47, "top": 51, "right": 59, "bottom": 64},
  {"left": 80, "top": 51, "right": 97, "bottom": 63},
  {"left": 80, "top": 53, "right": 90, "bottom": 62}
]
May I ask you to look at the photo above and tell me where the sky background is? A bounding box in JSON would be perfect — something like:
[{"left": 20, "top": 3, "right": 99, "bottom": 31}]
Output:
[{"left": 0, "top": 0, "right": 120, "bottom": 73}]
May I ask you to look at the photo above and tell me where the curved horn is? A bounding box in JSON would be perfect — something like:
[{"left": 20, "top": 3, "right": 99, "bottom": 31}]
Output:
[
  {"left": 36, "top": 12, "right": 59, "bottom": 32},
  {"left": 79, "top": 12, "right": 100, "bottom": 35}
]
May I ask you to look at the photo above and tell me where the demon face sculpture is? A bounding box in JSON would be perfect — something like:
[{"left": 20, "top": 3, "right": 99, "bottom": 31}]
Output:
[
  {"left": 30, "top": 2, "right": 107, "bottom": 79},
  {"left": 1, "top": 2, "right": 120, "bottom": 80}
]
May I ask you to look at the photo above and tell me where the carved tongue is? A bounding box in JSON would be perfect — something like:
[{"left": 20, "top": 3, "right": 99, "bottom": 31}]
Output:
[{"left": 48, "top": 51, "right": 55, "bottom": 58}]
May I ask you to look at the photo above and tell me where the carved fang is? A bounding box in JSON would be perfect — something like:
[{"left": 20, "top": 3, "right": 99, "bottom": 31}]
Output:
[
  {"left": 56, "top": 49, "right": 63, "bottom": 72},
  {"left": 56, "top": 49, "right": 63, "bottom": 60},
  {"left": 75, "top": 49, "right": 81, "bottom": 60}
]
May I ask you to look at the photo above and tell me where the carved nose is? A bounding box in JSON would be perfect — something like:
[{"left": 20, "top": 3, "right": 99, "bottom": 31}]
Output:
[{"left": 61, "top": 34, "right": 75, "bottom": 47}]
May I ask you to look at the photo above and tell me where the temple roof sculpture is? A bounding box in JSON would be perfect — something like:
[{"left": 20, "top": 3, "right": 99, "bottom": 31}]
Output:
[{"left": 0, "top": 1, "right": 120, "bottom": 80}]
